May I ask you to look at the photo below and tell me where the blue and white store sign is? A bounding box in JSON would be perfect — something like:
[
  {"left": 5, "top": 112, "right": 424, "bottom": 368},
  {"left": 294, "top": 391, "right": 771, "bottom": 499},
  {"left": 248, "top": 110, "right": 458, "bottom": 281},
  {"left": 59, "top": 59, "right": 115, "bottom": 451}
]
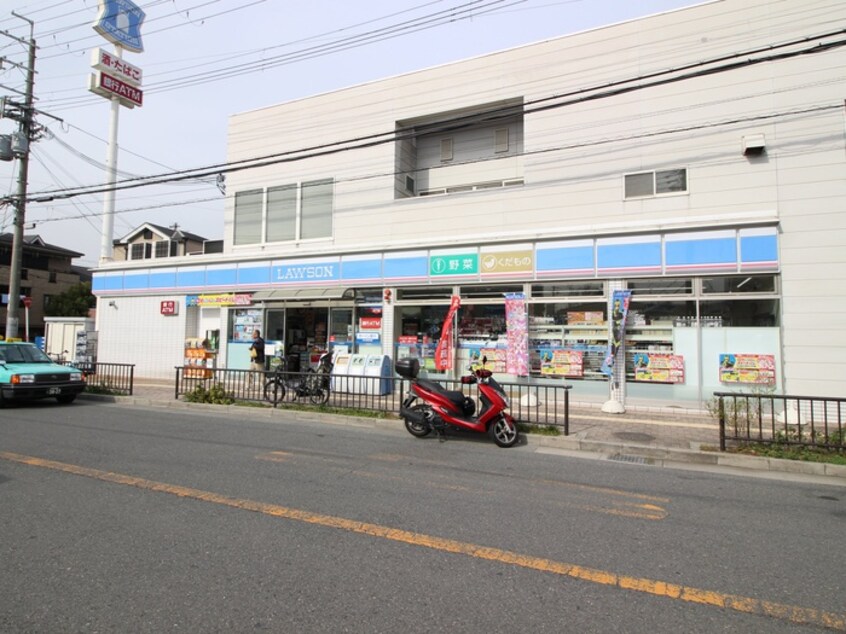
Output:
[
  {"left": 93, "top": 227, "right": 779, "bottom": 296},
  {"left": 93, "top": 0, "right": 146, "bottom": 53}
]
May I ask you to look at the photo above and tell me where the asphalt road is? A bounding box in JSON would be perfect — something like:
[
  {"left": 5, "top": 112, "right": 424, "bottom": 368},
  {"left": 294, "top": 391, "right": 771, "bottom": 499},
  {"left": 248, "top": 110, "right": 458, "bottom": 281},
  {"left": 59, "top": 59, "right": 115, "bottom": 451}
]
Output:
[{"left": 1, "top": 399, "right": 844, "bottom": 633}]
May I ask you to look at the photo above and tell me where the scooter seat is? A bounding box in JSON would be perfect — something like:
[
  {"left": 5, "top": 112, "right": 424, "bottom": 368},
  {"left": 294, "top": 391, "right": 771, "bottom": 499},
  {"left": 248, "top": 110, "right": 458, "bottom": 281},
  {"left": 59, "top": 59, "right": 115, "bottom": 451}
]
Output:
[{"left": 416, "top": 378, "right": 466, "bottom": 409}]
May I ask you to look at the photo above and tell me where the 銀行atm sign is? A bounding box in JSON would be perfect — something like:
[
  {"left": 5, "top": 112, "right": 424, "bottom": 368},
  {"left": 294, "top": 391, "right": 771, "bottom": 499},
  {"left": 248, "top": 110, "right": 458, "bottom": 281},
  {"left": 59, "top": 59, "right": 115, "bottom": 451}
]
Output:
[{"left": 160, "top": 300, "right": 179, "bottom": 316}]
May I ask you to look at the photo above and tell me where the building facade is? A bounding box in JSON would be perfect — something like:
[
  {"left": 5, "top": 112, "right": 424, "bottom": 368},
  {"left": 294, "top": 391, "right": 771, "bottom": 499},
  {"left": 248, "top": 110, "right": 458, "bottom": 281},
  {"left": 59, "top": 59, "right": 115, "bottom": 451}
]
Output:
[
  {"left": 1, "top": 234, "right": 87, "bottom": 341},
  {"left": 92, "top": 0, "right": 846, "bottom": 407}
]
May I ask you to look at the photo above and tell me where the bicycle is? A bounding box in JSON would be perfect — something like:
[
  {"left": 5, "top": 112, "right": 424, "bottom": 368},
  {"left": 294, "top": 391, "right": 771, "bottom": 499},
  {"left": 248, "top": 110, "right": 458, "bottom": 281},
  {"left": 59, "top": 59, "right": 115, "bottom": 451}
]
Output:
[{"left": 264, "top": 352, "right": 333, "bottom": 406}]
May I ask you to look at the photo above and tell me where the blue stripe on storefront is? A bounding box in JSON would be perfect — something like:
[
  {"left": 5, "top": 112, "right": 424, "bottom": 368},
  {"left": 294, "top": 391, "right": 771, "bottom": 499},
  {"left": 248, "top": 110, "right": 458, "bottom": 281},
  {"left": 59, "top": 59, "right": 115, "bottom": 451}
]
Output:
[
  {"left": 149, "top": 271, "right": 177, "bottom": 288},
  {"left": 102, "top": 275, "right": 124, "bottom": 291},
  {"left": 238, "top": 266, "right": 271, "bottom": 285},
  {"left": 123, "top": 273, "right": 148, "bottom": 290},
  {"left": 536, "top": 246, "right": 594, "bottom": 273},
  {"left": 740, "top": 235, "right": 778, "bottom": 263},
  {"left": 597, "top": 242, "right": 662, "bottom": 271},
  {"left": 205, "top": 267, "right": 238, "bottom": 286},
  {"left": 383, "top": 256, "right": 428, "bottom": 279},
  {"left": 666, "top": 237, "right": 736, "bottom": 267},
  {"left": 92, "top": 228, "right": 780, "bottom": 294},
  {"left": 177, "top": 269, "right": 206, "bottom": 288},
  {"left": 342, "top": 259, "right": 382, "bottom": 280}
]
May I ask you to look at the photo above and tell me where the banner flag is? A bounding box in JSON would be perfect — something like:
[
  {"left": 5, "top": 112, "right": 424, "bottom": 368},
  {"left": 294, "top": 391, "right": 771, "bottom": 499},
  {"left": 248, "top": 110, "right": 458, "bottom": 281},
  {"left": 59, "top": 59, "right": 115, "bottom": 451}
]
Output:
[
  {"left": 504, "top": 292, "right": 529, "bottom": 376},
  {"left": 435, "top": 295, "right": 461, "bottom": 371},
  {"left": 601, "top": 289, "right": 632, "bottom": 376}
]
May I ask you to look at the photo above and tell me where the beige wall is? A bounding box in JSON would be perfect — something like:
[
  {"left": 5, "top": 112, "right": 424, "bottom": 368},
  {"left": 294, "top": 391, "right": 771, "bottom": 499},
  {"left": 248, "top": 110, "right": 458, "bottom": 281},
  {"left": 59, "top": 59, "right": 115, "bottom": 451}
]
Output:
[{"left": 215, "top": 0, "right": 846, "bottom": 397}]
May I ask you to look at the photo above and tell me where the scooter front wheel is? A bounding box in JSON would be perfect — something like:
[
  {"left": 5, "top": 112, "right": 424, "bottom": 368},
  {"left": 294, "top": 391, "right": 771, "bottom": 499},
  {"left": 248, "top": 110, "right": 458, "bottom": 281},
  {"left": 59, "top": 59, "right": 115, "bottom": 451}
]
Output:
[
  {"left": 404, "top": 404, "right": 433, "bottom": 438},
  {"left": 489, "top": 415, "right": 520, "bottom": 448}
]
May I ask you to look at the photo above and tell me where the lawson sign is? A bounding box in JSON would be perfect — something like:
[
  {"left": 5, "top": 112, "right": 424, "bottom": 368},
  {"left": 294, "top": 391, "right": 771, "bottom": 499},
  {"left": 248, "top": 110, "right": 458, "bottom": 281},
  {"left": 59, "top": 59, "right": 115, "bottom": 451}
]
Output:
[{"left": 272, "top": 261, "right": 339, "bottom": 284}]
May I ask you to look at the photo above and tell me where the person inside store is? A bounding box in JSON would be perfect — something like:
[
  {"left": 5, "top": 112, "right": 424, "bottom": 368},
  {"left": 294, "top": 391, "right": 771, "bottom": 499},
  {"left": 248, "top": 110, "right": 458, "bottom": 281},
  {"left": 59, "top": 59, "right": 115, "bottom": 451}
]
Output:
[{"left": 249, "top": 329, "right": 266, "bottom": 376}]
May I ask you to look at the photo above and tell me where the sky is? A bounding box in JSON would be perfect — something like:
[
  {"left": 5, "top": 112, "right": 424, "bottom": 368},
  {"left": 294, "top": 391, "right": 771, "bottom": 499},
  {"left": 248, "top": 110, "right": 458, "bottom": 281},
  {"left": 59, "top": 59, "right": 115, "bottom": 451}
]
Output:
[{"left": 0, "top": 0, "right": 702, "bottom": 269}]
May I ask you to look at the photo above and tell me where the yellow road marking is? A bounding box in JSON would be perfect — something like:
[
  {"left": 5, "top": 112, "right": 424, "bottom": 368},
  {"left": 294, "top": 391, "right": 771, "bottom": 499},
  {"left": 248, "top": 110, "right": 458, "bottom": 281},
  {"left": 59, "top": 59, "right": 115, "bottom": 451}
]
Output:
[
  {"left": 4, "top": 450, "right": 842, "bottom": 631},
  {"left": 256, "top": 451, "right": 292, "bottom": 462},
  {"left": 257, "top": 450, "right": 668, "bottom": 519}
]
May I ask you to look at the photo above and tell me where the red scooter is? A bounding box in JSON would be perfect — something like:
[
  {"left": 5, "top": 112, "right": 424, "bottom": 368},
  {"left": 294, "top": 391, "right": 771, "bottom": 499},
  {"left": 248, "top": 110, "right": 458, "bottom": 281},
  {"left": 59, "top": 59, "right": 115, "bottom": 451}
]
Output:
[{"left": 396, "top": 357, "right": 520, "bottom": 448}]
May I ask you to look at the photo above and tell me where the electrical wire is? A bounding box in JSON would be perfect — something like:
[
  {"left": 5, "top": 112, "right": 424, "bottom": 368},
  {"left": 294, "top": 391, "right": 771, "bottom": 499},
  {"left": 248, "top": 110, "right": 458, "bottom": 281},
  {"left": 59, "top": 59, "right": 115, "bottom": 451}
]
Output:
[{"left": 18, "top": 29, "right": 846, "bottom": 203}]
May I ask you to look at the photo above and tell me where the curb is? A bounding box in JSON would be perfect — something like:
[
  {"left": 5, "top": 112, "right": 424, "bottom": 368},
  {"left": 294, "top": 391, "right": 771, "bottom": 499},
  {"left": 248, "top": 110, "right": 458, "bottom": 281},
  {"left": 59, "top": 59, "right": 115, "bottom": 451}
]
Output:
[{"left": 79, "top": 393, "right": 846, "bottom": 482}]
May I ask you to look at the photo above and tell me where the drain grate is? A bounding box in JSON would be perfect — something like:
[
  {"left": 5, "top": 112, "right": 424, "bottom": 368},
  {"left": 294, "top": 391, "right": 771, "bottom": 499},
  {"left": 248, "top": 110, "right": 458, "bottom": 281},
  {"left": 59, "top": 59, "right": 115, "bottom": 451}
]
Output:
[{"left": 608, "top": 453, "right": 650, "bottom": 465}]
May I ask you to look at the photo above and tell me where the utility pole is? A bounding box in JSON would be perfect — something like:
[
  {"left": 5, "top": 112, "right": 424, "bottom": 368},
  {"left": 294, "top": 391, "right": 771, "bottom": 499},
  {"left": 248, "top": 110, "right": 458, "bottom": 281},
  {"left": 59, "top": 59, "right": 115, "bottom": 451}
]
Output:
[{"left": 2, "top": 13, "right": 36, "bottom": 340}]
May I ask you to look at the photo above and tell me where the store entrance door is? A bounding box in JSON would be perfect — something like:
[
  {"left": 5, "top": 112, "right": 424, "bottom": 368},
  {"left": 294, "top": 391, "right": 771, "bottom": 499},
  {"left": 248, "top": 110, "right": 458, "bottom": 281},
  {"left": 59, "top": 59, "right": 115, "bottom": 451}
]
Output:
[{"left": 285, "top": 306, "right": 329, "bottom": 372}]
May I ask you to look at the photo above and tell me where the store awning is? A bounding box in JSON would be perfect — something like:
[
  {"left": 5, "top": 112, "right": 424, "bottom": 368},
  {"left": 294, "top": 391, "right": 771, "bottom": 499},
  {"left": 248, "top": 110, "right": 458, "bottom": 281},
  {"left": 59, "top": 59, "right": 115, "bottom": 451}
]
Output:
[{"left": 251, "top": 287, "right": 353, "bottom": 302}]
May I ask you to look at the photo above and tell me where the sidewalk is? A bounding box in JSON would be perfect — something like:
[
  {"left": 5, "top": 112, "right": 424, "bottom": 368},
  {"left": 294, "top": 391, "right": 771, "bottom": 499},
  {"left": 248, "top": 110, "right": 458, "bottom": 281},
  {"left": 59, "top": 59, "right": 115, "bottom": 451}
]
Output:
[{"left": 84, "top": 381, "right": 846, "bottom": 482}]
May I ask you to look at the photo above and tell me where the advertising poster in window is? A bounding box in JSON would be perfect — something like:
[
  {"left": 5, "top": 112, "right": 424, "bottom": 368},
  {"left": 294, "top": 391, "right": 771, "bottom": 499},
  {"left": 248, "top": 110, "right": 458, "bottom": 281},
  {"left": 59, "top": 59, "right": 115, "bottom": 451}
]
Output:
[
  {"left": 719, "top": 354, "right": 776, "bottom": 385},
  {"left": 504, "top": 292, "right": 529, "bottom": 376},
  {"left": 231, "top": 309, "right": 262, "bottom": 342},
  {"left": 633, "top": 352, "right": 685, "bottom": 383},
  {"left": 540, "top": 349, "right": 584, "bottom": 378}
]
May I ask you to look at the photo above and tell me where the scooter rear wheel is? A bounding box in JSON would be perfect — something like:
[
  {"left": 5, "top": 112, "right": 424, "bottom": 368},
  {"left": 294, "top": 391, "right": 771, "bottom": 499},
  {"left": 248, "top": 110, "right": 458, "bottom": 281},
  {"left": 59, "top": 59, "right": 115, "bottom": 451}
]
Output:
[
  {"left": 489, "top": 415, "right": 519, "bottom": 448},
  {"left": 404, "top": 405, "right": 433, "bottom": 438}
]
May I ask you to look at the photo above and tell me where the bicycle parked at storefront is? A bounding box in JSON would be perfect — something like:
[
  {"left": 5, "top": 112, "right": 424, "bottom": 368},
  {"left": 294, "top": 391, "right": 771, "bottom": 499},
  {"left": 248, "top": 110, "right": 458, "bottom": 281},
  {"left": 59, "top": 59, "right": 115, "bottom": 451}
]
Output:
[{"left": 264, "top": 352, "right": 333, "bottom": 406}]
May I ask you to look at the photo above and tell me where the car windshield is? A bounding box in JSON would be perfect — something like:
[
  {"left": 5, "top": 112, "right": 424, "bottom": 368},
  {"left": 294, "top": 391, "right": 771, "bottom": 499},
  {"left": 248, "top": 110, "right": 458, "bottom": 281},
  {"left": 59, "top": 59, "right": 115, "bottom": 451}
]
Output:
[{"left": 0, "top": 344, "right": 53, "bottom": 364}]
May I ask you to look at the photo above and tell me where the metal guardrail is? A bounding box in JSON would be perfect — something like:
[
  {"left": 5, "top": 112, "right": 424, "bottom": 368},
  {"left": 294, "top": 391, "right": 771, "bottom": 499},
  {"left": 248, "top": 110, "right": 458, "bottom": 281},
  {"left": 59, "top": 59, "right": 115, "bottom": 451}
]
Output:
[
  {"left": 174, "top": 367, "right": 572, "bottom": 434},
  {"left": 62, "top": 361, "right": 135, "bottom": 396},
  {"left": 714, "top": 391, "right": 846, "bottom": 452}
]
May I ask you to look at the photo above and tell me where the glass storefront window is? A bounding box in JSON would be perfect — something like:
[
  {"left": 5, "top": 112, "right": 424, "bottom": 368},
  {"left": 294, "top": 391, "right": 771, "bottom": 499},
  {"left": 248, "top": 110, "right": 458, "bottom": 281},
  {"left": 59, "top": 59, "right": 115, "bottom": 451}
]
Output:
[
  {"left": 329, "top": 308, "right": 352, "bottom": 352},
  {"left": 265, "top": 310, "right": 285, "bottom": 346},
  {"left": 396, "top": 305, "right": 450, "bottom": 374},
  {"left": 701, "top": 275, "right": 776, "bottom": 294},
  {"left": 699, "top": 299, "right": 779, "bottom": 327},
  {"left": 397, "top": 287, "right": 453, "bottom": 301},
  {"left": 356, "top": 306, "right": 383, "bottom": 354},
  {"left": 459, "top": 284, "right": 523, "bottom": 300},
  {"left": 529, "top": 302, "right": 607, "bottom": 381},
  {"left": 628, "top": 278, "right": 692, "bottom": 295},
  {"left": 531, "top": 281, "right": 605, "bottom": 298}
]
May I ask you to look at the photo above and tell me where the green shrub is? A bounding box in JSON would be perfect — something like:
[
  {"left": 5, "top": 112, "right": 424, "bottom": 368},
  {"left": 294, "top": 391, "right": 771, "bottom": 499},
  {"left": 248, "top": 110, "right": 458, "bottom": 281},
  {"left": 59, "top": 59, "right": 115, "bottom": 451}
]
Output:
[{"left": 183, "top": 382, "right": 234, "bottom": 405}]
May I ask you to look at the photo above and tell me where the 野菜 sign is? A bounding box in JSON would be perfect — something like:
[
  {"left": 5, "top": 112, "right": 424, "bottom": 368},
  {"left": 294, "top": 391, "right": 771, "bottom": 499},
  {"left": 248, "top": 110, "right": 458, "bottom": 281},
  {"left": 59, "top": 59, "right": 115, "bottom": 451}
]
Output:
[{"left": 719, "top": 353, "right": 776, "bottom": 385}]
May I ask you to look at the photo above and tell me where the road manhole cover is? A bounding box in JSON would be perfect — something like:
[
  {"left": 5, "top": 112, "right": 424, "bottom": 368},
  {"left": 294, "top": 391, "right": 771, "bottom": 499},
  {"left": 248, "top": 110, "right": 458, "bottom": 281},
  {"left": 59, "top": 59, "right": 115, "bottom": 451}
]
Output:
[{"left": 613, "top": 432, "right": 656, "bottom": 442}]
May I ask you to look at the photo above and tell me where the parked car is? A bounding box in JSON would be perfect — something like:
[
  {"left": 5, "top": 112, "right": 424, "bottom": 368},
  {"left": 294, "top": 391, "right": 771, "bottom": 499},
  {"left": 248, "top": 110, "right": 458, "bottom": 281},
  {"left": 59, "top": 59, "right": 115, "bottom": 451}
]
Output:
[{"left": 0, "top": 341, "right": 86, "bottom": 406}]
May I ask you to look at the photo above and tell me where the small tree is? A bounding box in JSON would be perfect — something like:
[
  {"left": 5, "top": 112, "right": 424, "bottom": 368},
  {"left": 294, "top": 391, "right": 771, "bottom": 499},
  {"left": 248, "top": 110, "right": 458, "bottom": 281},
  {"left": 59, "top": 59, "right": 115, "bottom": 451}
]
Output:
[{"left": 45, "top": 281, "right": 95, "bottom": 317}]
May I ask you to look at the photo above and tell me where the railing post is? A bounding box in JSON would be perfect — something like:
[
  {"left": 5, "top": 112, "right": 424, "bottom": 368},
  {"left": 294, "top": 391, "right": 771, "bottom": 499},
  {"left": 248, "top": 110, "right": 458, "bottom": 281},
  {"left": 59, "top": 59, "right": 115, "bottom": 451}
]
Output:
[
  {"left": 718, "top": 394, "right": 726, "bottom": 451},
  {"left": 563, "top": 385, "right": 570, "bottom": 436},
  {"left": 129, "top": 364, "right": 134, "bottom": 396},
  {"left": 174, "top": 367, "right": 180, "bottom": 400}
]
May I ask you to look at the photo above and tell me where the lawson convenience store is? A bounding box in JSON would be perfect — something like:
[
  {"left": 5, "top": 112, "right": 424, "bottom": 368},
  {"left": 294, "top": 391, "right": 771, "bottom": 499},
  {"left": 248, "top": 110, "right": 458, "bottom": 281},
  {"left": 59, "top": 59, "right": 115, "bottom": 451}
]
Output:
[{"left": 93, "top": 225, "right": 781, "bottom": 406}]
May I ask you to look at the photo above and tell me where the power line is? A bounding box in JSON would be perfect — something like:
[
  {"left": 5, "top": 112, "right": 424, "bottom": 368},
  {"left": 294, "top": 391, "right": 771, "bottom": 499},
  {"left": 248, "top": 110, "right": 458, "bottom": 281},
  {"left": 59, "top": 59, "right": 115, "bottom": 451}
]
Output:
[
  {"left": 34, "top": 0, "right": 530, "bottom": 110},
  {"left": 19, "top": 28, "right": 846, "bottom": 203}
]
